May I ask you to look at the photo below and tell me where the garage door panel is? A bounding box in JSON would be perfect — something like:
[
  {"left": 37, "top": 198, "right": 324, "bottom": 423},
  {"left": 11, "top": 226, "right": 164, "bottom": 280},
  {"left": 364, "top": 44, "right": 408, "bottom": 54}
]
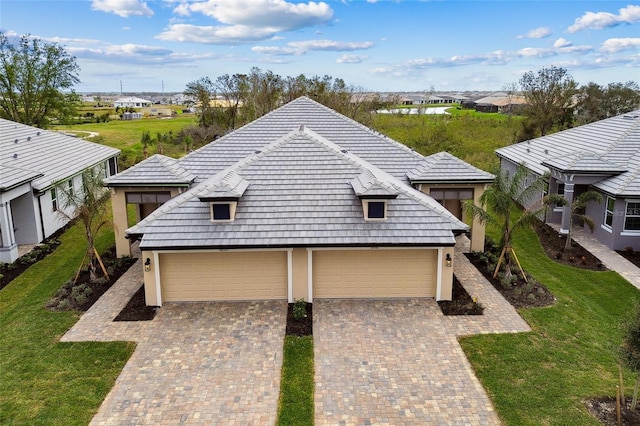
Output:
[
  {"left": 314, "top": 249, "right": 436, "bottom": 299},
  {"left": 160, "top": 251, "right": 287, "bottom": 302}
]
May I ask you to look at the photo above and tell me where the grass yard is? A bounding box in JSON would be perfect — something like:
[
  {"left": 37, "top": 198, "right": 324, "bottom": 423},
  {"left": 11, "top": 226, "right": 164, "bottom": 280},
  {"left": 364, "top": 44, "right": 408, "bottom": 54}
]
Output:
[
  {"left": 460, "top": 226, "right": 640, "bottom": 425},
  {"left": 277, "top": 336, "right": 314, "bottom": 425},
  {"left": 0, "top": 224, "right": 134, "bottom": 425}
]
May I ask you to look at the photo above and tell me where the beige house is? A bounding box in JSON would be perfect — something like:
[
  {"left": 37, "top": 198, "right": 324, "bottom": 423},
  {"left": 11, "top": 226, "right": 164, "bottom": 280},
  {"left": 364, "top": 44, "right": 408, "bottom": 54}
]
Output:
[{"left": 106, "top": 97, "right": 493, "bottom": 306}]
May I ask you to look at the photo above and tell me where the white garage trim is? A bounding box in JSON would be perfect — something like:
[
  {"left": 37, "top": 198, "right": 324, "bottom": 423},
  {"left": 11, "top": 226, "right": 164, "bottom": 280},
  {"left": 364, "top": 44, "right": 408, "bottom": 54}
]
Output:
[
  {"left": 153, "top": 251, "right": 162, "bottom": 307},
  {"left": 307, "top": 248, "right": 313, "bottom": 303},
  {"left": 287, "top": 249, "right": 293, "bottom": 303},
  {"left": 436, "top": 248, "right": 443, "bottom": 301}
]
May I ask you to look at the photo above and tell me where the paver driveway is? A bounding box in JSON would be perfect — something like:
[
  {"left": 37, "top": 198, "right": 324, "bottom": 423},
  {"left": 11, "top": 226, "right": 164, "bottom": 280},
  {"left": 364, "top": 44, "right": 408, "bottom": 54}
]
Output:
[{"left": 62, "top": 264, "right": 287, "bottom": 425}]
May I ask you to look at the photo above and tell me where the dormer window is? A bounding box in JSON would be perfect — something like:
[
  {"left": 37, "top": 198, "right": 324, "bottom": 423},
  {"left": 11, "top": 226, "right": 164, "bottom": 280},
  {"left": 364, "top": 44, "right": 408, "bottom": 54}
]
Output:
[
  {"left": 365, "top": 200, "right": 387, "bottom": 220},
  {"left": 210, "top": 202, "right": 237, "bottom": 222}
]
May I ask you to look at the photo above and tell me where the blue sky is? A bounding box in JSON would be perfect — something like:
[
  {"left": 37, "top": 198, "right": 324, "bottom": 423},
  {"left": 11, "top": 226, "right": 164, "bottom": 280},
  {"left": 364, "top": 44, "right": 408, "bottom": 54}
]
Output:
[{"left": 1, "top": 0, "right": 639, "bottom": 93}]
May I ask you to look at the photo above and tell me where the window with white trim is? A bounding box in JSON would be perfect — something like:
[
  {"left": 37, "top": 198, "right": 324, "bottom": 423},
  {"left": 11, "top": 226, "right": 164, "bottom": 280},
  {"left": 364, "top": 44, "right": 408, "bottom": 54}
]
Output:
[
  {"left": 604, "top": 197, "right": 615, "bottom": 228},
  {"left": 51, "top": 188, "right": 58, "bottom": 211},
  {"left": 209, "top": 202, "right": 237, "bottom": 222},
  {"left": 362, "top": 200, "right": 387, "bottom": 221},
  {"left": 624, "top": 201, "right": 640, "bottom": 231}
]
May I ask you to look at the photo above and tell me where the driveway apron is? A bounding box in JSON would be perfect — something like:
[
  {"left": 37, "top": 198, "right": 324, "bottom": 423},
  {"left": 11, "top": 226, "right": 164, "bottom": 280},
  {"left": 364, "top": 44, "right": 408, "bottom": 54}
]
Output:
[{"left": 62, "top": 264, "right": 287, "bottom": 426}]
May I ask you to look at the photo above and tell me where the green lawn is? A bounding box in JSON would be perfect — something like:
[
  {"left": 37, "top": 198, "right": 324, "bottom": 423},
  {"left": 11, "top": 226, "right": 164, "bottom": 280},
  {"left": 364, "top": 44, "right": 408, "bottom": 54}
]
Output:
[
  {"left": 0, "top": 224, "right": 134, "bottom": 425},
  {"left": 460, "top": 226, "right": 640, "bottom": 425},
  {"left": 277, "top": 336, "right": 314, "bottom": 425}
]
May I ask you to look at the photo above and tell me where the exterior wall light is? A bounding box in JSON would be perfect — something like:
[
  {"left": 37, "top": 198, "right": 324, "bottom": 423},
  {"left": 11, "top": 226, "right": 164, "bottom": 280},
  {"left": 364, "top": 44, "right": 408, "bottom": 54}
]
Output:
[
  {"left": 445, "top": 253, "right": 452, "bottom": 267},
  {"left": 144, "top": 257, "right": 151, "bottom": 272}
]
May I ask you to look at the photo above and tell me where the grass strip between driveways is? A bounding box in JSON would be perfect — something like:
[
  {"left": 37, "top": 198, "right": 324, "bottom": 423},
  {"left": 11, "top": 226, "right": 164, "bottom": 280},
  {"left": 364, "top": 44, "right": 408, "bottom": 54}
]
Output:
[
  {"left": 277, "top": 335, "right": 314, "bottom": 425},
  {"left": 459, "top": 225, "right": 640, "bottom": 425},
  {"left": 0, "top": 224, "right": 135, "bottom": 425}
]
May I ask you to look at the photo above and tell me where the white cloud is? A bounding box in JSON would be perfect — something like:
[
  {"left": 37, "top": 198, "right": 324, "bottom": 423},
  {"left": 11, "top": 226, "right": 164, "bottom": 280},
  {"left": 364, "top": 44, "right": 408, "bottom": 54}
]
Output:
[
  {"left": 553, "top": 38, "right": 572, "bottom": 48},
  {"left": 568, "top": 4, "right": 640, "bottom": 33},
  {"left": 336, "top": 54, "right": 368, "bottom": 64},
  {"left": 517, "top": 27, "right": 551, "bottom": 39},
  {"left": 252, "top": 39, "right": 374, "bottom": 55},
  {"left": 122, "top": 26, "right": 131, "bottom": 31},
  {"left": 66, "top": 42, "right": 224, "bottom": 65},
  {"left": 163, "top": 0, "right": 333, "bottom": 44},
  {"left": 600, "top": 37, "right": 640, "bottom": 53},
  {"left": 91, "top": 0, "right": 154, "bottom": 17}
]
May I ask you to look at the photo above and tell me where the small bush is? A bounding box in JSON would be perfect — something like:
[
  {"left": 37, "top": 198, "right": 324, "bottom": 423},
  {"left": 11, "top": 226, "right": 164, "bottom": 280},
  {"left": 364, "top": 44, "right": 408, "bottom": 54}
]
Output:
[{"left": 293, "top": 298, "right": 307, "bottom": 320}]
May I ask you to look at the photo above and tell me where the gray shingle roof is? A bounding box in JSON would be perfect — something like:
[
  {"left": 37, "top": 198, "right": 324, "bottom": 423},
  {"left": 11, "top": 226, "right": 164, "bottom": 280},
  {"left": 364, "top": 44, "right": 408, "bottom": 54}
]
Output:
[
  {"left": 350, "top": 169, "right": 400, "bottom": 198},
  {"left": 129, "top": 126, "right": 467, "bottom": 250},
  {"left": 197, "top": 171, "right": 249, "bottom": 200},
  {"left": 496, "top": 111, "right": 640, "bottom": 196},
  {"left": 0, "top": 119, "right": 120, "bottom": 191},
  {"left": 104, "top": 154, "right": 195, "bottom": 187},
  {"left": 407, "top": 152, "right": 495, "bottom": 183}
]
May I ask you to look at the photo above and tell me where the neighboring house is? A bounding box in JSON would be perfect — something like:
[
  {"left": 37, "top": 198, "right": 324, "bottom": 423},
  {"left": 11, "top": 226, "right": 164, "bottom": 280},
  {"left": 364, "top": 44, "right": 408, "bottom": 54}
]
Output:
[
  {"left": 106, "top": 97, "right": 493, "bottom": 306},
  {"left": 114, "top": 97, "right": 152, "bottom": 108},
  {"left": 496, "top": 110, "right": 640, "bottom": 251},
  {"left": 0, "top": 119, "right": 120, "bottom": 263}
]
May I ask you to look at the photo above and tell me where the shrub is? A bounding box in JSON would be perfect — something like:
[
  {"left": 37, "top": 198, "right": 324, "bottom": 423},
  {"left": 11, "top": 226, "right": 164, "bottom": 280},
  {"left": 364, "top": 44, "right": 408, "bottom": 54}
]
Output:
[{"left": 293, "top": 298, "right": 307, "bottom": 320}]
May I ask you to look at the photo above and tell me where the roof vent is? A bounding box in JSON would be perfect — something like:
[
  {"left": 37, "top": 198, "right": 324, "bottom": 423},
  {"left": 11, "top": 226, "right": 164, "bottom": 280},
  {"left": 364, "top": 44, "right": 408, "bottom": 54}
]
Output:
[
  {"left": 27, "top": 136, "right": 31, "bottom": 141},
  {"left": 526, "top": 148, "right": 530, "bottom": 153},
  {"left": 623, "top": 114, "right": 639, "bottom": 120},
  {"left": 254, "top": 150, "right": 261, "bottom": 154},
  {"left": 13, "top": 153, "right": 18, "bottom": 159},
  {"left": 299, "top": 124, "right": 305, "bottom": 131},
  {"left": 341, "top": 149, "right": 348, "bottom": 154},
  {"left": 544, "top": 149, "right": 549, "bottom": 154},
  {"left": 14, "top": 139, "right": 18, "bottom": 143},
  {"left": 36, "top": 131, "right": 41, "bottom": 136}
]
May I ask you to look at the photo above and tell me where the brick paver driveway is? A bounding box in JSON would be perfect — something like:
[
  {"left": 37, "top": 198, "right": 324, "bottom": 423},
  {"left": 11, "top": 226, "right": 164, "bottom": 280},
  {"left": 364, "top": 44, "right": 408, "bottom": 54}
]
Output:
[{"left": 63, "top": 270, "right": 287, "bottom": 426}]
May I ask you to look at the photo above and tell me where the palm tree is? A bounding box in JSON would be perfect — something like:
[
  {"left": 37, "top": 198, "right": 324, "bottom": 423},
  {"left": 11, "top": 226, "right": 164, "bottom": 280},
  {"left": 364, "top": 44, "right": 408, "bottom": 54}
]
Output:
[
  {"left": 545, "top": 190, "right": 603, "bottom": 250},
  {"left": 465, "top": 164, "right": 546, "bottom": 283},
  {"left": 56, "top": 167, "right": 110, "bottom": 282}
]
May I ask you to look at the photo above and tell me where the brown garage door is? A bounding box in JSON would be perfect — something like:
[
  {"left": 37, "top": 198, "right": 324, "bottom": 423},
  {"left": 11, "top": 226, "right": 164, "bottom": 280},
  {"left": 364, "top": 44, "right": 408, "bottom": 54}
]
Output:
[
  {"left": 160, "top": 251, "right": 287, "bottom": 302},
  {"left": 313, "top": 249, "right": 436, "bottom": 299}
]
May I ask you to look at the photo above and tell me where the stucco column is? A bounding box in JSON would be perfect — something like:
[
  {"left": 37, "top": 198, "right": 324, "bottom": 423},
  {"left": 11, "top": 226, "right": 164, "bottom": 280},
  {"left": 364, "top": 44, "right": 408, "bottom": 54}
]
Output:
[
  {"left": 0, "top": 202, "right": 15, "bottom": 247},
  {"left": 559, "top": 183, "right": 574, "bottom": 234},
  {"left": 110, "top": 188, "right": 131, "bottom": 257}
]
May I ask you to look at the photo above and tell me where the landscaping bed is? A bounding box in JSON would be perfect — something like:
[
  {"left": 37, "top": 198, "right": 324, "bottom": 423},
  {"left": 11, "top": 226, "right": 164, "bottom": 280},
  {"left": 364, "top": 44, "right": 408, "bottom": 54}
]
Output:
[
  {"left": 1, "top": 237, "right": 62, "bottom": 290},
  {"left": 586, "top": 396, "right": 640, "bottom": 426},
  {"left": 286, "top": 301, "right": 313, "bottom": 336},
  {"left": 113, "top": 285, "right": 158, "bottom": 321},
  {"left": 46, "top": 246, "right": 136, "bottom": 312},
  {"left": 438, "top": 275, "right": 484, "bottom": 315},
  {"left": 536, "top": 223, "right": 606, "bottom": 271}
]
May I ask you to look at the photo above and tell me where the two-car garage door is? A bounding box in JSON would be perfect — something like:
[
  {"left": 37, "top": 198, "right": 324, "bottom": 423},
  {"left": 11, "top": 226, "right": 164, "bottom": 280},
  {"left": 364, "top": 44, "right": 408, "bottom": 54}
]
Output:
[
  {"left": 156, "top": 249, "right": 437, "bottom": 302},
  {"left": 159, "top": 251, "right": 288, "bottom": 302},
  {"left": 313, "top": 249, "right": 436, "bottom": 299}
]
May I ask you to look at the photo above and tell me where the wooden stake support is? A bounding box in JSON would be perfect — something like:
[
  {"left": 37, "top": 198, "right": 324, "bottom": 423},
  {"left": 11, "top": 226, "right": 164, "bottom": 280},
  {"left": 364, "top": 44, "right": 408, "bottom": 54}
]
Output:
[{"left": 492, "top": 244, "right": 528, "bottom": 283}]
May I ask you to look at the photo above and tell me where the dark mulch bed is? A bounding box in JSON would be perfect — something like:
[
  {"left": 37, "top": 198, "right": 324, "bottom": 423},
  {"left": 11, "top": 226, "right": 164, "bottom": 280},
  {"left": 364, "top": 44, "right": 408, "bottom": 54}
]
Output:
[
  {"left": 586, "top": 396, "right": 640, "bottom": 426},
  {"left": 286, "top": 302, "right": 312, "bottom": 336},
  {"left": 536, "top": 223, "right": 607, "bottom": 271},
  {"left": 438, "top": 275, "right": 484, "bottom": 315},
  {"left": 46, "top": 246, "right": 137, "bottom": 312},
  {"left": 113, "top": 285, "right": 158, "bottom": 321}
]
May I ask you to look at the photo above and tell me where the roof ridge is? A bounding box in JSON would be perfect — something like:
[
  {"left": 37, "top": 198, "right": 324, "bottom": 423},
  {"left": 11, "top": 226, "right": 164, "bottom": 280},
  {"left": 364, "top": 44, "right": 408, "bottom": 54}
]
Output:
[{"left": 604, "top": 113, "right": 640, "bottom": 155}]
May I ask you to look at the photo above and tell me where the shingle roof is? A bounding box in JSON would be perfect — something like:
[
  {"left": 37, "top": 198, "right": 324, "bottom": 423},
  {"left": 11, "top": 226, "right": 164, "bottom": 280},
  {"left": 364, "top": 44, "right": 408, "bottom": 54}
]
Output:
[
  {"left": 407, "top": 152, "right": 495, "bottom": 183},
  {"left": 0, "top": 119, "right": 120, "bottom": 191},
  {"left": 496, "top": 111, "right": 640, "bottom": 196},
  {"left": 128, "top": 126, "right": 467, "bottom": 250},
  {"left": 104, "top": 154, "right": 195, "bottom": 187}
]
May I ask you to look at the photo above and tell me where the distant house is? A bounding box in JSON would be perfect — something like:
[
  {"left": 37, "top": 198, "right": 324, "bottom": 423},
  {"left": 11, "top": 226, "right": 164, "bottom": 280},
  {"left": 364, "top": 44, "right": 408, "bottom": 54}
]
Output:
[
  {"left": 473, "top": 93, "right": 527, "bottom": 114},
  {"left": 106, "top": 97, "right": 493, "bottom": 306},
  {"left": 0, "top": 119, "right": 120, "bottom": 263},
  {"left": 496, "top": 111, "right": 640, "bottom": 251},
  {"left": 114, "top": 97, "right": 152, "bottom": 108}
]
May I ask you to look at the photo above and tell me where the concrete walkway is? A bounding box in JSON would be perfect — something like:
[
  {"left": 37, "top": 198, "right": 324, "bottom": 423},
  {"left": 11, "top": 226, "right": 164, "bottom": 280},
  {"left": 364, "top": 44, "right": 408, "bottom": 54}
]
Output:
[{"left": 570, "top": 227, "right": 640, "bottom": 290}]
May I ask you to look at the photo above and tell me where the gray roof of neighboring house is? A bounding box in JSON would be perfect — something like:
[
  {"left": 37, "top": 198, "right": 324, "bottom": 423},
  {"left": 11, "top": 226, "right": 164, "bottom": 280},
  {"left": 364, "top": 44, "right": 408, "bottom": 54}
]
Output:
[
  {"left": 0, "top": 164, "right": 43, "bottom": 192},
  {"left": 104, "top": 154, "right": 195, "bottom": 187},
  {"left": 0, "top": 119, "right": 120, "bottom": 192},
  {"left": 128, "top": 126, "right": 468, "bottom": 250},
  {"left": 407, "top": 152, "right": 495, "bottom": 183},
  {"left": 496, "top": 110, "right": 640, "bottom": 196}
]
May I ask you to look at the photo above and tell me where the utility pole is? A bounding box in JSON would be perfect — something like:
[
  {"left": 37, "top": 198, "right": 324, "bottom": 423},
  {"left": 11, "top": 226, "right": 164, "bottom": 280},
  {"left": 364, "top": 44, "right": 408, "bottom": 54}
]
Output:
[{"left": 120, "top": 80, "right": 123, "bottom": 96}]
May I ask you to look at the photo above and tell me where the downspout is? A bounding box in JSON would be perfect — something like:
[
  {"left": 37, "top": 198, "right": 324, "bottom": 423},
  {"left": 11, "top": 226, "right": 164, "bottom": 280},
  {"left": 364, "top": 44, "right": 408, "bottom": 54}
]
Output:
[{"left": 36, "top": 192, "right": 45, "bottom": 243}]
